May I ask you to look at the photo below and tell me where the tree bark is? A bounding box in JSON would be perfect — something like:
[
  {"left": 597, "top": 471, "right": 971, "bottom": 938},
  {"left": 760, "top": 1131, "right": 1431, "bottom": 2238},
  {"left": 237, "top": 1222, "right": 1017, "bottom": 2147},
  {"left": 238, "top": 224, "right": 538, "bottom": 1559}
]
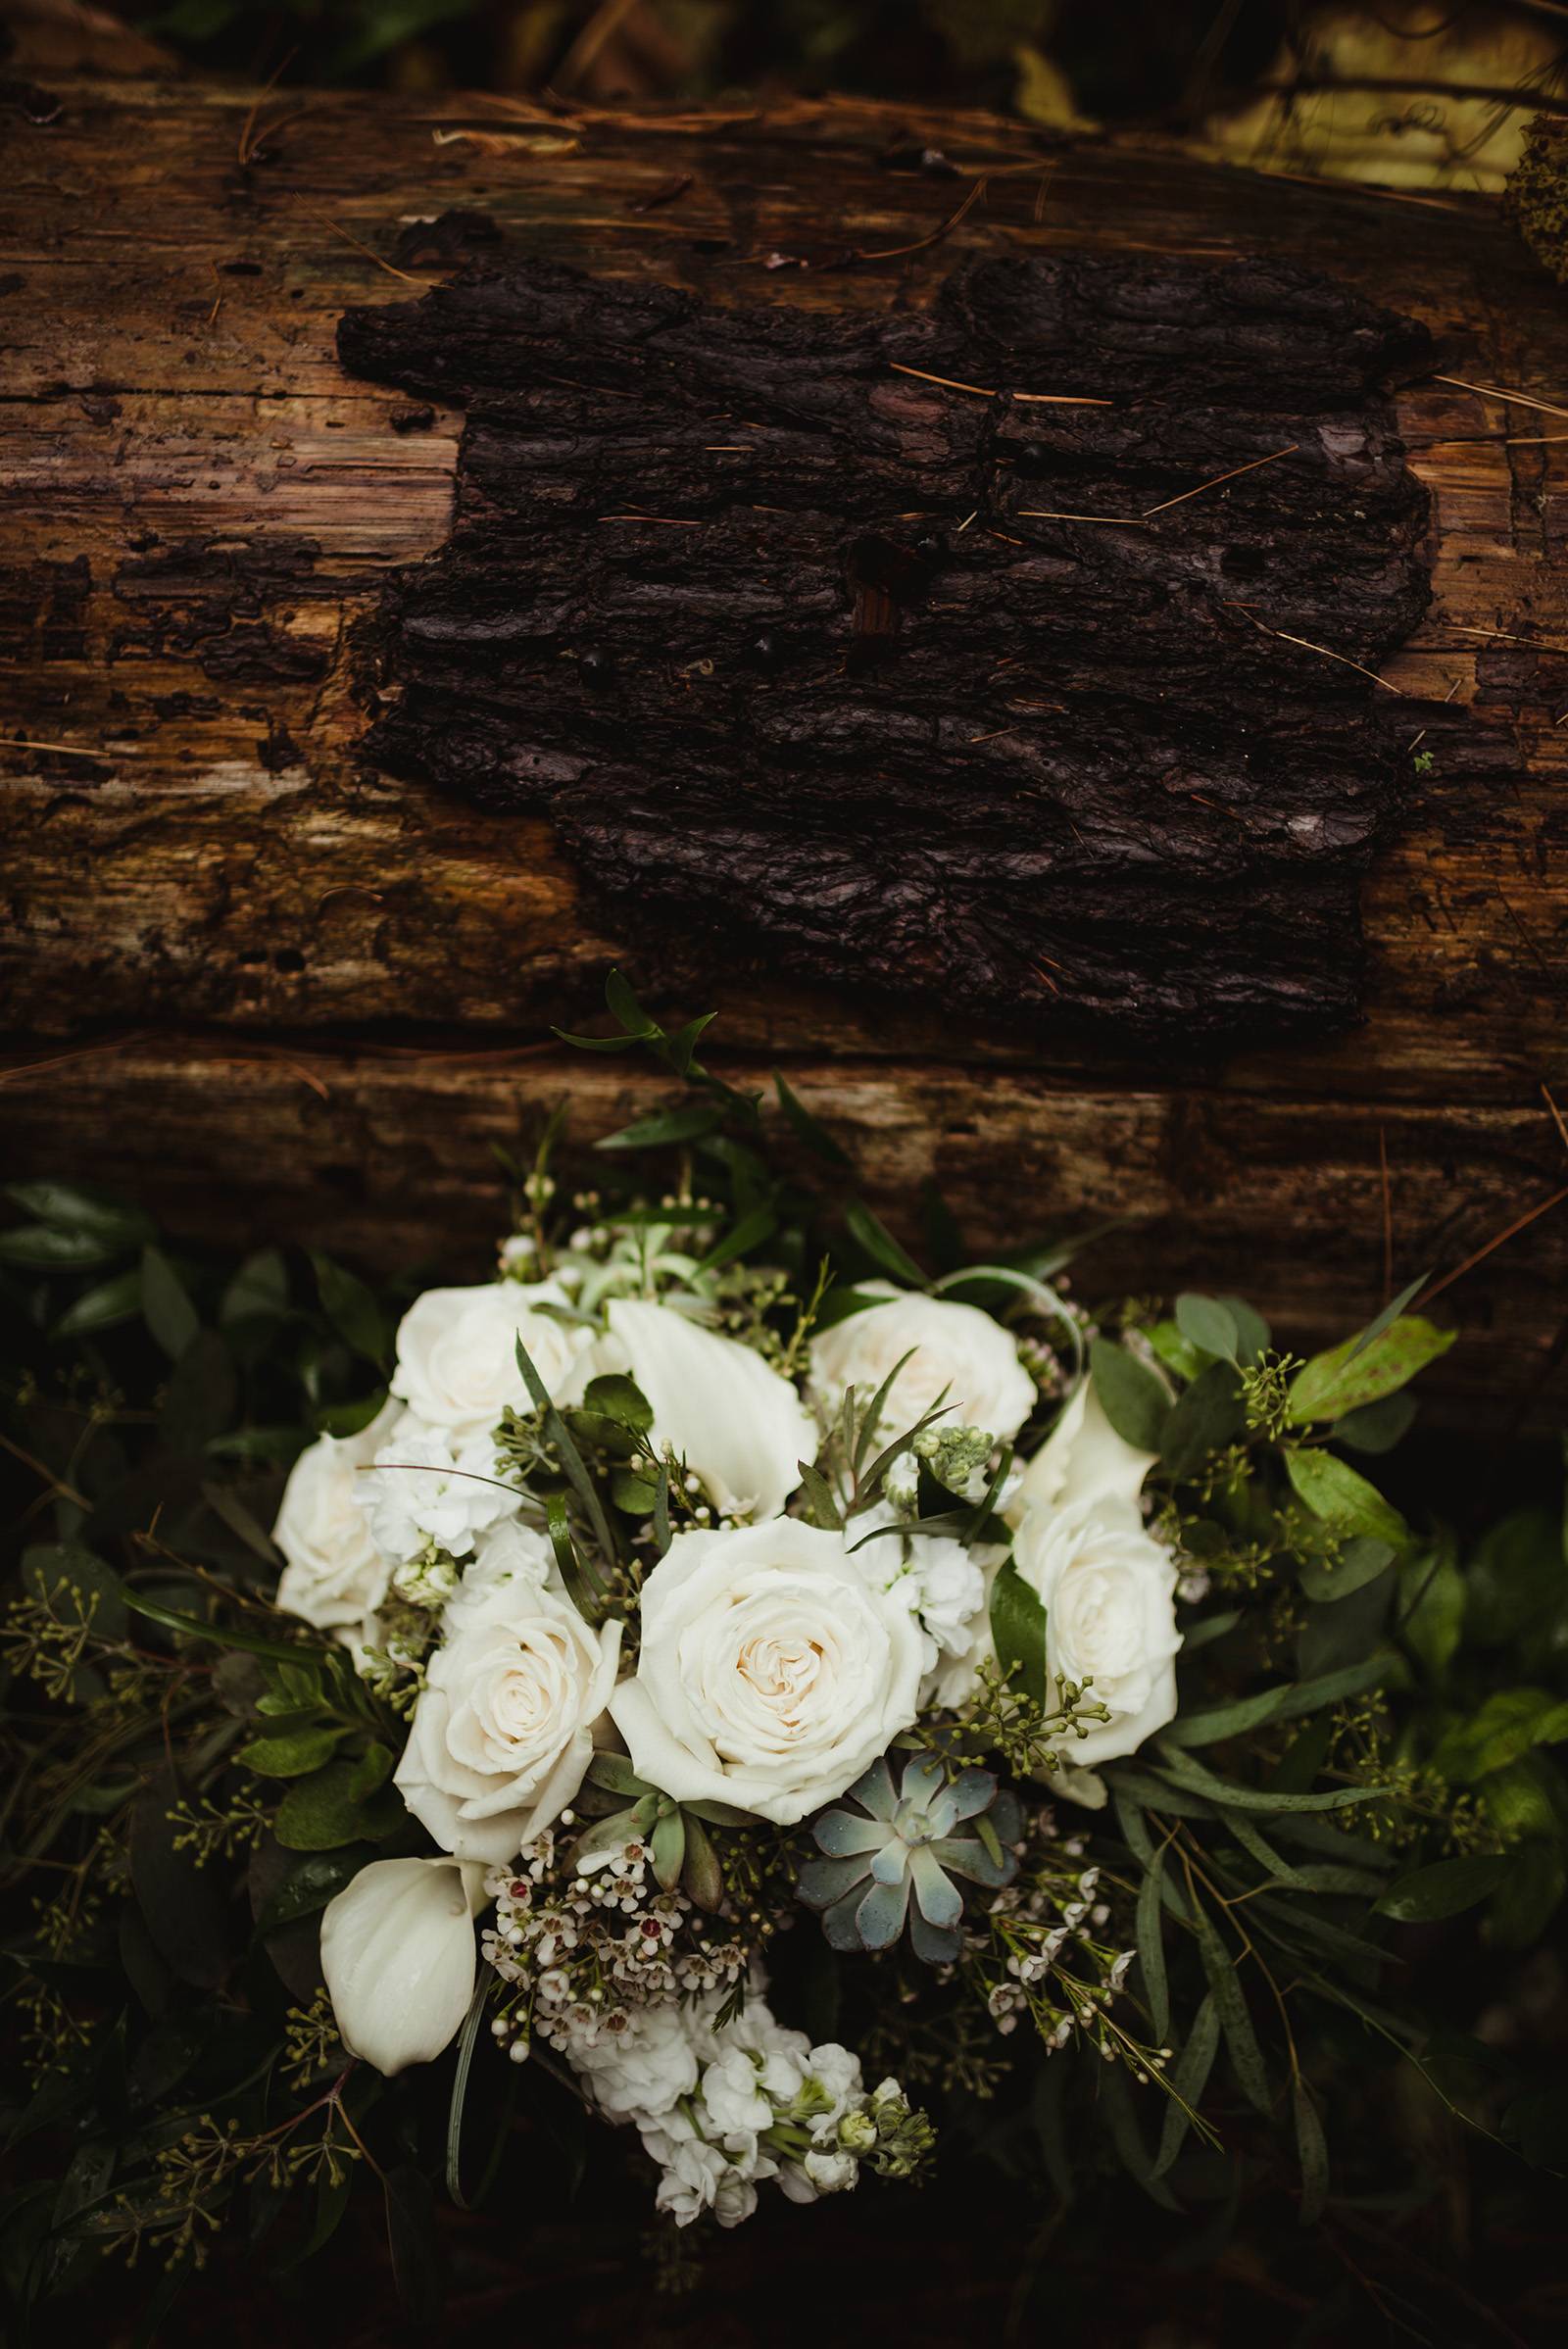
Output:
[{"left": 3, "top": 79, "right": 1567, "bottom": 1425}]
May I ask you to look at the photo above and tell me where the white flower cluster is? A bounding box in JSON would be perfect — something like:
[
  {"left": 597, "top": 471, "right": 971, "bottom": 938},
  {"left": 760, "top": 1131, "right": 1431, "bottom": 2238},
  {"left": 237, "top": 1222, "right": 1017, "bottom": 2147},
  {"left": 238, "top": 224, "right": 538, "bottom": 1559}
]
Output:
[{"left": 558, "top": 1974, "right": 909, "bottom": 2228}]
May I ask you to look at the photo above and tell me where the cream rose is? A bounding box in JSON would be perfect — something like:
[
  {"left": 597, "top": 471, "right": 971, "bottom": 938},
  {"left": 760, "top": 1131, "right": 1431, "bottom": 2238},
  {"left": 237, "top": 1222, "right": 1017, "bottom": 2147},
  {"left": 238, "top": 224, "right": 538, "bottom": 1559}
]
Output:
[
  {"left": 810, "top": 1287, "right": 1036, "bottom": 1443},
  {"left": 273, "top": 1399, "right": 403, "bottom": 1631},
  {"left": 1010, "top": 1381, "right": 1179, "bottom": 1767},
  {"left": 390, "top": 1279, "right": 596, "bottom": 1443},
  {"left": 608, "top": 1519, "right": 924, "bottom": 1826},
  {"left": 395, "top": 1574, "right": 620, "bottom": 1862}
]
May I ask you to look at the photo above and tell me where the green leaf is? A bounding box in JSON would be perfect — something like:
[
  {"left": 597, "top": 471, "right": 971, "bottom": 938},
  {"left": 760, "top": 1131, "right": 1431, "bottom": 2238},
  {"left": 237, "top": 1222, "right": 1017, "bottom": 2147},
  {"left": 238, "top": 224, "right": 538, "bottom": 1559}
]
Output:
[
  {"left": 1288, "top": 1315, "right": 1453, "bottom": 1424},
  {"left": 680, "top": 1812, "right": 724, "bottom": 1912},
  {"left": 585, "top": 1751, "right": 653, "bottom": 1799},
  {"left": 1466, "top": 1507, "right": 1564, "bottom": 1645},
  {"left": 140, "top": 1245, "right": 201, "bottom": 1361},
  {"left": 383, "top": 2166, "right": 441, "bottom": 2324},
  {"left": 606, "top": 967, "right": 654, "bottom": 1036},
  {"left": 1159, "top": 1360, "right": 1244, "bottom": 1477},
  {"left": 1136, "top": 1845, "right": 1169, "bottom": 2043},
  {"left": 1161, "top": 1685, "right": 1293, "bottom": 1746},
  {"left": 311, "top": 1252, "right": 388, "bottom": 1369},
  {"left": 446, "top": 1976, "right": 490, "bottom": 2212},
  {"left": 221, "top": 1249, "right": 288, "bottom": 1326},
  {"left": 649, "top": 1808, "right": 686, "bottom": 1893},
  {"left": 1298, "top": 1537, "right": 1395, "bottom": 1603},
  {"left": 1430, "top": 1688, "right": 1568, "bottom": 1785},
  {"left": 611, "top": 1467, "right": 660, "bottom": 1515},
  {"left": 5, "top": 1178, "right": 154, "bottom": 1247},
  {"left": 580, "top": 1374, "right": 654, "bottom": 1434},
  {"left": 1333, "top": 1393, "right": 1417, "bottom": 1455},
  {"left": 1192, "top": 1895, "right": 1271, "bottom": 2113},
  {"left": 1153, "top": 1993, "right": 1219, "bottom": 2176},
  {"left": 595, "top": 1103, "right": 722, "bottom": 1152},
  {"left": 254, "top": 1849, "right": 368, "bottom": 1935},
  {"left": 517, "top": 1336, "right": 619, "bottom": 1577},
  {"left": 1285, "top": 1448, "right": 1408, "bottom": 1550},
  {"left": 1089, "top": 1339, "right": 1170, "bottom": 1452},
  {"left": 664, "top": 1011, "right": 717, "bottom": 1076},
  {"left": 844, "top": 1201, "right": 927, "bottom": 1289},
  {"left": 797, "top": 1461, "right": 844, "bottom": 1532},
  {"left": 51, "top": 1268, "right": 144, "bottom": 1340},
  {"left": 0, "top": 1223, "right": 122, "bottom": 1272},
  {"left": 1152, "top": 1744, "right": 1386, "bottom": 1814},
  {"left": 1374, "top": 1853, "right": 1512, "bottom": 1923},
  {"left": 273, "top": 1762, "right": 404, "bottom": 1852},
  {"left": 694, "top": 1207, "right": 777, "bottom": 1275},
  {"left": 989, "top": 1561, "right": 1048, "bottom": 1706},
  {"left": 1294, "top": 2080, "right": 1330, "bottom": 2226},
  {"left": 1175, "top": 1294, "right": 1239, "bottom": 1361},
  {"left": 1216, "top": 1296, "right": 1270, "bottom": 1364},
  {"left": 238, "top": 1728, "right": 345, "bottom": 1779},
  {"left": 773, "top": 1070, "right": 853, "bottom": 1168},
  {"left": 1397, "top": 1545, "right": 1465, "bottom": 1678},
  {"left": 125, "top": 1591, "right": 317, "bottom": 1664}
]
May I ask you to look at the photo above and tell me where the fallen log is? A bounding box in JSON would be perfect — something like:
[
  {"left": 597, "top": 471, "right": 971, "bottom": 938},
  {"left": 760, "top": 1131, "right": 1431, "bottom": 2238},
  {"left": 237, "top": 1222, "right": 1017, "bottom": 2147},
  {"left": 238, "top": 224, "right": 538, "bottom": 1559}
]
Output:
[{"left": 3, "top": 79, "right": 1567, "bottom": 1424}]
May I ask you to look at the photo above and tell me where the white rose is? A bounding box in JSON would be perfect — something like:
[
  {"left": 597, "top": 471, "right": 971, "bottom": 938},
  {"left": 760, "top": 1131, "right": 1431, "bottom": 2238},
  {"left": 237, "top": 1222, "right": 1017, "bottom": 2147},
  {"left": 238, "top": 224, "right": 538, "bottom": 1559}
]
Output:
[
  {"left": 319, "top": 1855, "right": 486, "bottom": 2077},
  {"left": 604, "top": 1299, "right": 816, "bottom": 1523},
  {"left": 810, "top": 1287, "right": 1036, "bottom": 1443},
  {"left": 273, "top": 1400, "right": 403, "bottom": 1631},
  {"left": 1010, "top": 1381, "right": 1179, "bottom": 1767},
  {"left": 359, "top": 1420, "right": 517, "bottom": 1566},
  {"left": 609, "top": 1519, "right": 923, "bottom": 1827},
  {"left": 391, "top": 1279, "right": 595, "bottom": 1443},
  {"left": 395, "top": 1579, "right": 621, "bottom": 1862}
]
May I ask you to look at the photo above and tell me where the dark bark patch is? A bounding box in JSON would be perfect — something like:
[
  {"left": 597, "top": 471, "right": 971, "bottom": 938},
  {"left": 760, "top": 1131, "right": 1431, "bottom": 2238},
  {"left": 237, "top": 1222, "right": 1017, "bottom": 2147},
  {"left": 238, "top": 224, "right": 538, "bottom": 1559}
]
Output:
[{"left": 339, "top": 254, "right": 1446, "bottom": 1047}]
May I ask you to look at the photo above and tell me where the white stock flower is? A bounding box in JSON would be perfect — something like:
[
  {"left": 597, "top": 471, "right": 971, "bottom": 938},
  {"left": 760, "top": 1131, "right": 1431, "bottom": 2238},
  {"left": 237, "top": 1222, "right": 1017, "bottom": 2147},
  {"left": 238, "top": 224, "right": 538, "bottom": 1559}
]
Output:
[
  {"left": 395, "top": 1577, "right": 621, "bottom": 1862},
  {"left": 809, "top": 1286, "right": 1036, "bottom": 1443},
  {"left": 358, "top": 1421, "right": 516, "bottom": 1565},
  {"left": 567, "top": 2002, "right": 700, "bottom": 2121},
  {"left": 604, "top": 1298, "right": 815, "bottom": 1522},
  {"left": 700, "top": 2043, "right": 774, "bottom": 2143},
  {"left": 391, "top": 1279, "right": 595, "bottom": 1443},
  {"left": 443, "top": 1518, "right": 556, "bottom": 1628},
  {"left": 272, "top": 1400, "right": 403, "bottom": 1631},
  {"left": 319, "top": 1856, "right": 486, "bottom": 2077},
  {"left": 609, "top": 1519, "right": 924, "bottom": 1827},
  {"left": 1010, "top": 1381, "right": 1180, "bottom": 1767}
]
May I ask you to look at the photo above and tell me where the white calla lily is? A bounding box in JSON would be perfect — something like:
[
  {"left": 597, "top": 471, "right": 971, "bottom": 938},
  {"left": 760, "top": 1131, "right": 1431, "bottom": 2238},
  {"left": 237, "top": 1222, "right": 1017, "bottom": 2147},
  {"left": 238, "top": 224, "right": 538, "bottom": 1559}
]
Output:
[
  {"left": 1012, "top": 1377, "right": 1157, "bottom": 1530},
  {"left": 605, "top": 1298, "right": 816, "bottom": 1522},
  {"left": 319, "top": 1856, "right": 487, "bottom": 2078}
]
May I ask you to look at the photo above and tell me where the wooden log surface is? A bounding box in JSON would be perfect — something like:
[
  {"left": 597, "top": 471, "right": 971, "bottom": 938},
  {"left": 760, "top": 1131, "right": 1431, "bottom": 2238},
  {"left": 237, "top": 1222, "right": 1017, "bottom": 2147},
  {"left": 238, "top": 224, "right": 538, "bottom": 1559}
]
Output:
[{"left": 2, "top": 78, "right": 1567, "bottom": 1426}]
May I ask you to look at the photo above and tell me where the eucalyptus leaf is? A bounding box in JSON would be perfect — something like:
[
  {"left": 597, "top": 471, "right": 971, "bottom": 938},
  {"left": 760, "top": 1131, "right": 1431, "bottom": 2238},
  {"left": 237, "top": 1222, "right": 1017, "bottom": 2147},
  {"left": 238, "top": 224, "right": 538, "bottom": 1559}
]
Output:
[
  {"left": 1374, "top": 1853, "right": 1511, "bottom": 1923},
  {"left": 1175, "top": 1294, "right": 1239, "bottom": 1361},
  {"left": 1089, "top": 1338, "right": 1171, "bottom": 1453}
]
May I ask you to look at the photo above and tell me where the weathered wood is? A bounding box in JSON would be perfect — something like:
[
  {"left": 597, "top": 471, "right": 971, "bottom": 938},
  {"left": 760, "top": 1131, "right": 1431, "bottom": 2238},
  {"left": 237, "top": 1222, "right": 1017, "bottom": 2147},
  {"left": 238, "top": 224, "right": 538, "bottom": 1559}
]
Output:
[
  {"left": 339, "top": 249, "right": 1443, "bottom": 1047},
  {"left": 2, "top": 81, "right": 1567, "bottom": 1424}
]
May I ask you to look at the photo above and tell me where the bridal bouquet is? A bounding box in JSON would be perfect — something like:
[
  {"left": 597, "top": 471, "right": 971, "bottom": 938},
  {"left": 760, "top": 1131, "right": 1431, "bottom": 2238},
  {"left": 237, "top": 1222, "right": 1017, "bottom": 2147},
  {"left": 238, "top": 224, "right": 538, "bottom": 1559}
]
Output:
[{"left": 4, "top": 982, "right": 1564, "bottom": 2320}]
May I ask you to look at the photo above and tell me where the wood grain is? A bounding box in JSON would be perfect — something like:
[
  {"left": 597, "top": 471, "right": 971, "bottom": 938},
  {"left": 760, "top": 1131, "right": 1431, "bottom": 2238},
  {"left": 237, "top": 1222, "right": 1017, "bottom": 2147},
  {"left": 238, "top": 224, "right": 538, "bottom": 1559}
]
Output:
[{"left": 2, "top": 81, "right": 1567, "bottom": 1425}]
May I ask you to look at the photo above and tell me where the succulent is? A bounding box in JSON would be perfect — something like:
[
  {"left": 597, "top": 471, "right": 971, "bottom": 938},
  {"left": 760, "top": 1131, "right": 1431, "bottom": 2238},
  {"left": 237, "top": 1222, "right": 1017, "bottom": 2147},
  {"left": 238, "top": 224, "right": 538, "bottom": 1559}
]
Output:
[
  {"left": 797, "top": 1751, "right": 1021, "bottom": 1963},
  {"left": 567, "top": 1748, "right": 752, "bottom": 1912}
]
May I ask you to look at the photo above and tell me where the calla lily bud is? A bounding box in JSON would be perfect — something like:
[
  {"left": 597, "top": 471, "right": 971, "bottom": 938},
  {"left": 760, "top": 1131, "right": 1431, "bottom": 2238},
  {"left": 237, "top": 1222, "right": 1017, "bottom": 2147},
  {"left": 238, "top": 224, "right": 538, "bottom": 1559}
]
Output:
[
  {"left": 320, "top": 1855, "right": 487, "bottom": 2078},
  {"left": 605, "top": 1298, "right": 816, "bottom": 1523}
]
